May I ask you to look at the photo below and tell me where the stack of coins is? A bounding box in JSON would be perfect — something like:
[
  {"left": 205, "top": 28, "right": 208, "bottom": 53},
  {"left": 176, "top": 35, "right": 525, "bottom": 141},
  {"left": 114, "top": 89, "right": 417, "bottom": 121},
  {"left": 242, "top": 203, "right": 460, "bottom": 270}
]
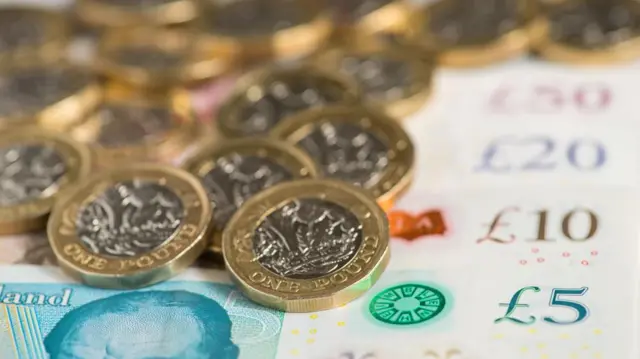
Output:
[{"left": 1, "top": 0, "right": 638, "bottom": 313}]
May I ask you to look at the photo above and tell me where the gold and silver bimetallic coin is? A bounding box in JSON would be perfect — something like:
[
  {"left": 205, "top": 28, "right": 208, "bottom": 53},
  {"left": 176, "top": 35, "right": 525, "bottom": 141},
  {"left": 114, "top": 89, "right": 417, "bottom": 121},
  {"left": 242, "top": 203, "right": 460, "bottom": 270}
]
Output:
[
  {"left": 75, "top": 0, "right": 197, "bottom": 28},
  {"left": 47, "top": 164, "right": 212, "bottom": 289},
  {"left": 184, "top": 138, "right": 318, "bottom": 256},
  {"left": 416, "top": 0, "right": 548, "bottom": 67},
  {"left": 332, "top": 0, "right": 411, "bottom": 37},
  {"left": 70, "top": 85, "right": 197, "bottom": 167},
  {"left": 0, "top": 8, "right": 68, "bottom": 67},
  {"left": 96, "top": 28, "right": 232, "bottom": 89},
  {"left": 536, "top": 0, "right": 640, "bottom": 64},
  {"left": 223, "top": 179, "right": 390, "bottom": 312},
  {"left": 0, "top": 128, "right": 91, "bottom": 235},
  {"left": 197, "top": 0, "right": 333, "bottom": 61},
  {"left": 316, "top": 46, "right": 434, "bottom": 119},
  {"left": 216, "top": 64, "right": 360, "bottom": 138},
  {"left": 0, "top": 64, "right": 101, "bottom": 130},
  {"left": 271, "top": 105, "right": 414, "bottom": 211}
]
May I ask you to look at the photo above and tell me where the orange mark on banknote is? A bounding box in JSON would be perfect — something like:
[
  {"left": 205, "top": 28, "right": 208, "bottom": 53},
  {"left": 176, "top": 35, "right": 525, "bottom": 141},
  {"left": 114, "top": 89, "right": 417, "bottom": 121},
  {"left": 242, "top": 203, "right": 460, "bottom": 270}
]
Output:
[{"left": 388, "top": 210, "right": 447, "bottom": 240}]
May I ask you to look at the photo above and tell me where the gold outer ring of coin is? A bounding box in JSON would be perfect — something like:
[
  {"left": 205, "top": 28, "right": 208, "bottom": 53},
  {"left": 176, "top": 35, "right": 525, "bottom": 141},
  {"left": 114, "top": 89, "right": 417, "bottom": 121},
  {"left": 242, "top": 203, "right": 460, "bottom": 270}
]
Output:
[
  {"left": 536, "top": 36, "right": 640, "bottom": 65},
  {"left": 196, "top": 3, "right": 333, "bottom": 60},
  {"left": 183, "top": 137, "right": 319, "bottom": 256},
  {"left": 0, "top": 127, "right": 92, "bottom": 235},
  {"left": 95, "top": 27, "right": 234, "bottom": 89},
  {"left": 75, "top": 0, "right": 197, "bottom": 27},
  {"left": 0, "top": 64, "right": 102, "bottom": 131},
  {"left": 338, "top": 0, "right": 412, "bottom": 38},
  {"left": 412, "top": 1, "right": 550, "bottom": 67},
  {"left": 270, "top": 105, "right": 414, "bottom": 211},
  {"left": 215, "top": 64, "right": 361, "bottom": 138},
  {"left": 0, "top": 7, "right": 68, "bottom": 67},
  {"left": 47, "top": 164, "right": 212, "bottom": 289},
  {"left": 69, "top": 83, "right": 198, "bottom": 167},
  {"left": 314, "top": 46, "right": 434, "bottom": 119},
  {"left": 223, "top": 178, "right": 390, "bottom": 312}
]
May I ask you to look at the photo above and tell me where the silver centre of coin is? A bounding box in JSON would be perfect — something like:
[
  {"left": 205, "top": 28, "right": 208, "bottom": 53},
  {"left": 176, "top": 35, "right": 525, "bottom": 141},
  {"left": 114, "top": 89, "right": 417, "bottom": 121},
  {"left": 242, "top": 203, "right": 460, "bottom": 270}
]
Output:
[
  {"left": 0, "top": 11, "right": 45, "bottom": 53},
  {"left": 297, "top": 122, "right": 389, "bottom": 188},
  {"left": 253, "top": 198, "right": 363, "bottom": 279},
  {"left": 233, "top": 75, "right": 352, "bottom": 136},
  {"left": 548, "top": 1, "right": 640, "bottom": 48},
  {"left": 0, "top": 68, "right": 92, "bottom": 119},
  {"left": 428, "top": 0, "right": 522, "bottom": 46},
  {"left": 94, "top": 104, "right": 173, "bottom": 147},
  {"left": 339, "top": 54, "right": 413, "bottom": 102},
  {"left": 76, "top": 181, "right": 185, "bottom": 257},
  {"left": 205, "top": 0, "right": 313, "bottom": 37},
  {"left": 0, "top": 144, "right": 66, "bottom": 206},
  {"left": 114, "top": 48, "right": 185, "bottom": 69},
  {"left": 201, "top": 153, "right": 293, "bottom": 231}
]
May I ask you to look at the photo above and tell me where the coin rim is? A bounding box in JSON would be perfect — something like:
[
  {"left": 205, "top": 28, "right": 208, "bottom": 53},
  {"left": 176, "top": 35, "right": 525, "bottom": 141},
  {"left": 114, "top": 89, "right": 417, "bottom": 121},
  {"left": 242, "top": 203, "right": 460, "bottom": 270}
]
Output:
[
  {"left": 223, "top": 178, "right": 390, "bottom": 312},
  {"left": 70, "top": 86, "right": 197, "bottom": 166},
  {"left": 183, "top": 137, "right": 320, "bottom": 255},
  {"left": 0, "top": 7, "right": 69, "bottom": 68},
  {"left": 0, "top": 64, "right": 103, "bottom": 130},
  {"left": 270, "top": 104, "right": 414, "bottom": 210},
  {"left": 47, "top": 163, "right": 212, "bottom": 289},
  {"left": 95, "top": 27, "right": 234, "bottom": 88},
  {"left": 345, "top": 0, "right": 412, "bottom": 37},
  {"left": 215, "top": 64, "right": 362, "bottom": 138},
  {"left": 411, "top": 0, "right": 550, "bottom": 67},
  {"left": 196, "top": 1, "right": 334, "bottom": 60},
  {"left": 535, "top": 2, "right": 640, "bottom": 65},
  {"left": 314, "top": 46, "right": 434, "bottom": 119},
  {"left": 75, "top": 0, "right": 197, "bottom": 27},
  {"left": 0, "top": 127, "right": 92, "bottom": 235}
]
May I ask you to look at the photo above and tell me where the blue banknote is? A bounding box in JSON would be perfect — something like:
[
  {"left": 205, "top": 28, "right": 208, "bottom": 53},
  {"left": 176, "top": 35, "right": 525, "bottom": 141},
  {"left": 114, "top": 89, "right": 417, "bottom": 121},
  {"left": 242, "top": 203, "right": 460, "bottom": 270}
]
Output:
[{"left": 0, "top": 280, "right": 284, "bottom": 359}]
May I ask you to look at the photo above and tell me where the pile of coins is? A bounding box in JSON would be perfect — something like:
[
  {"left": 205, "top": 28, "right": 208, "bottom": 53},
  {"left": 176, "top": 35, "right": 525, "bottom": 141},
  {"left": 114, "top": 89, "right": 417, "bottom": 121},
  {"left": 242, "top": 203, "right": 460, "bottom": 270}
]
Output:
[{"left": 1, "top": 0, "right": 638, "bottom": 313}]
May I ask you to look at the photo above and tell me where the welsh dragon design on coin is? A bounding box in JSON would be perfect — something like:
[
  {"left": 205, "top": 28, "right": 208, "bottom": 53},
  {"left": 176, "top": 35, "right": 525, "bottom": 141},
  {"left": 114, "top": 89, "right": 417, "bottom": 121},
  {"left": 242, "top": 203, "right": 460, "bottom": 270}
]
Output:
[
  {"left": 76, "top": 181, "right": 185, "bottom": 257},
  {"left": 298, "top": 122, "right": 389, "bottom": 188},
  {"left": 253, "top": 198, "right": 363, "bottom": 279},
  {"left": 0, "top": 145, "right": 66, "bottom": 206}
]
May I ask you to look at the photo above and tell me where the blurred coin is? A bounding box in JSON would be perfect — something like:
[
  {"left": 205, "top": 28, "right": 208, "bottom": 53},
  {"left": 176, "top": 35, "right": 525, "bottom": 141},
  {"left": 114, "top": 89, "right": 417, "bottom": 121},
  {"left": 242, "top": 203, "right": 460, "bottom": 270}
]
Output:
[
  {"left": 197, "top": 0, "right": 332, "bottom": 61},
  {"left": 0, "top": 128, "right": 91, "bottom": 235},
  {"left": 271, "top": 105, "right": 414, "bottom": 211},
  {"left": 75, "top": 0, "right": 197, "bottom": 28},
  {"left": 70, "top": 85, "right": 197, "bottom": 167},
  {"left": 315, "top": 47, "right": 434, "bottom": 119},
  {"left": 216, "top": 64, "right": 360, "bottom": 138},
  {"left": 183, "top": 138, "right": 318, "bottom": 256},
  {"left": 223, "top": 179, "right": 389, "bottom": 312},
  {"left": 96, "top": 27, "right": 233, "bottom": 89},
  {"left": 0, "top": 7, "right": 68, "bottom": 67},
  {"left": 47, "top": 164, "right": 211, "bottom": 289},
  {"left": 332, "top": 0, "right": 411, "bottom": 36},
  {"left": 537, "top": 0, "right": 640, "bottom": 64},
  {"left": 415, "top": 0, "right": 548, "bottom": 67},
  {"left": 0, "top": 64, "right": 101, "bottom": 130}
]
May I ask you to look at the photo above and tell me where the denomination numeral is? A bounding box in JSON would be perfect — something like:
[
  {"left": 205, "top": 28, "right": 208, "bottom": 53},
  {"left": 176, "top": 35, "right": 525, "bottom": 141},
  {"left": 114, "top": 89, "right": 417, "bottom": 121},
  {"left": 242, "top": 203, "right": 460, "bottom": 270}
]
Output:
[
  {"left": 531, "top": 209, "right": 598, "bottom": 242},
  {"left": 475, "top": 136, "right": 606, "bottom": 173},
  {"left": 495, "top": 286, "right": 589, "bottom": 326},
  {"left": 478, "top": 207, "right": 599, "bottom": 244},
  {"left": 489, "top": 84, "right": 611, "bottom": 114}
]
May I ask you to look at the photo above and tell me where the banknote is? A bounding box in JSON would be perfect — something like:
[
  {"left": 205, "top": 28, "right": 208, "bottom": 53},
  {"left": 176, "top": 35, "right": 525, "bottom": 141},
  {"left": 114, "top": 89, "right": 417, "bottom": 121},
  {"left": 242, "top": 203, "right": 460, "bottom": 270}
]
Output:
[
  {"left": 0, "top": 264, "right": 635, "bottom": 359},
  {"left": 0, "top": 266, "right": 283, "bottom": 359}
]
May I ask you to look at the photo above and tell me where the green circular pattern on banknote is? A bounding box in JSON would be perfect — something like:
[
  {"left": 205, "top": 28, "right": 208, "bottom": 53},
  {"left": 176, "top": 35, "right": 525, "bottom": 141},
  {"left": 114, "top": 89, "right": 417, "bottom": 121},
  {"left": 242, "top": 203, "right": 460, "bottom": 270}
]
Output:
[{"left": 368, "top": 284, "right": 446, "bottom": 325}]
